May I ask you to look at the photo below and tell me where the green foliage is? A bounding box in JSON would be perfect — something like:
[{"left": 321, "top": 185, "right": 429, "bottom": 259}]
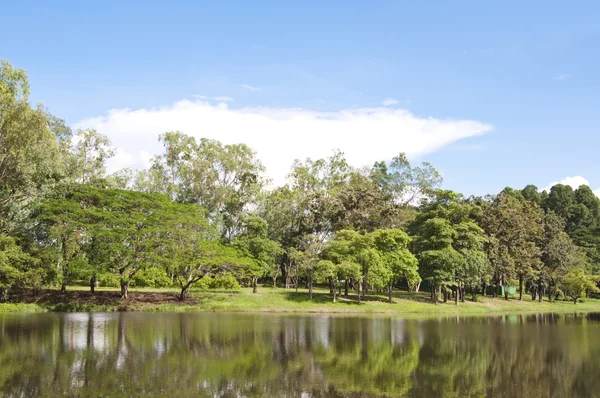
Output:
[
  {"left": 97, "top": 273, "right": 120, "bottom": 288},
  {"left": 2, "top": 57, "right": 600, "bottom": 311},
  {"left": 196, "top": 273, "right": 241, "bottom": 290},
  {"left": 561, "top": 268, "right": 600, "bottom": 303},
  {"left": 0, "top": 60, "right": 65, "bottom": 232},
  {"left": 132, "top": 267, "right": 173, "bottom": 288}
]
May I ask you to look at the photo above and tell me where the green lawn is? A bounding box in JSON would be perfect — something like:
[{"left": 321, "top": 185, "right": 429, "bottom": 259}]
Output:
[{"left": 2, "top": 285, "right": 600, "bottom": 315}]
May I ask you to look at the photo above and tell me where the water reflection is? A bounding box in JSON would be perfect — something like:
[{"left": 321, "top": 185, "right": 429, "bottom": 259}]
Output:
[{"left": 1, "top": 312, "right": 599, "bottom": 397}]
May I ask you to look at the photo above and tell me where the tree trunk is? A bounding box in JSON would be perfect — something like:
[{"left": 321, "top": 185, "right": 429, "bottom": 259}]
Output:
[
  {"left": 519, "top": 274, "right": 524, "bottom": 301},
  {"left": 388, "top": 281, "right": 393, "bottom": 304},
  {"left": 328, "top": 277, "right": 333, "bottom": 294},
  {"left": 61, "top": 281, "right": 67, "bottom": 294},
  {"left": 344, "top": 280, "right": 349, "bottom": 297},
  {"left": 432, "top": 284, "right": 437, "bottom": 304},
  {"left": 531, "top": 286, "right": 537, "bottom": 301},
  {"left": 415, "top": 280, "right": 421, "bottom": 292},
  {"left": 308, "top": 277, "right": 313, "bottom": 300},
  {"left": 454, "top": 287, "right": 459, "bottom": 305},
  {"left": 120, "top": 279, "right": 129, "bottom": 300},
  {"left": 482, "top": 282, "right": 487, "bottom": 297},
  {"left": 460, "top": 286, "right": 466, "bottom": 302},
  {"left": 538, "top": 286, "right": 544, "bottom": 303},
  {"left": 180, "top": 284, "right": 192, "bottom": 300},
  {"left": 573, "top": 296, "right": 578, "bottom": 304},
  {"left": 90, "top": 276, "right": 96, "bottom": 294},
  {"left": 273, "top": 275, "right": 277, "bottom": 288},
  {"left": 357, "top": 279, "right": 362, "bottom": 304},
  {"left": 252, "top": 277, "right": 258, "bottom": 293},
  {"left": 471, "top": 288, "right": 476, "bottom": 302},
  {"left": 333, "top": 284, "right": 337, "bottom": 303}
]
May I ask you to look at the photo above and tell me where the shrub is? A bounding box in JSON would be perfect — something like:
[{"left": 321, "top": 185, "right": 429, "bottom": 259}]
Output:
[
  {"left": 98, "top": 273, "right": 120, "bottom": 288},
  {"left": 132, "top": 267, "right": 172, "bottom": 288},
  {"left": 195, "top": 273, "right": 241, "bottom": 290}
]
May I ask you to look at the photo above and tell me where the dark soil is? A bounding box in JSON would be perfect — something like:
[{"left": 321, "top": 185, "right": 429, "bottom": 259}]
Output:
[{"left": 8, "top": 288, "right": 197, "bottom": 309}]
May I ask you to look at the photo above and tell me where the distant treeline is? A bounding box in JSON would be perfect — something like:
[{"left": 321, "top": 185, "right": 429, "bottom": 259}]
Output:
[{"left": 1, "top": 59, "right": 598, "bottom": 304}]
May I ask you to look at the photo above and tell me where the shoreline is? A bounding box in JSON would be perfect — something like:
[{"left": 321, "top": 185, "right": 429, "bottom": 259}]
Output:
[{"left": 1, "top": 287, "right": 599, "bottom": 316}]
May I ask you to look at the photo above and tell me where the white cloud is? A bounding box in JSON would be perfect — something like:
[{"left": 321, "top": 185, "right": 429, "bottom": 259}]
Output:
[
  {"left": 75, "top": 99, "right": 493, "bottom": 186},
  {"left": 106, "top": 148, "right": 134, "bottom": 172},
  {"left": 553, "top": 73, "right": 569, "bottom": 81},
  {"left": 381, "top": 97, "right": 400, "bottom": 106},
  {"left": 542, "top": 176, "right": 600, "bottom": 197},
  {"left": 240, "top": 84, "right": 261, "bottom": 92},
  {"left": 192, "top": 95, "right": 234, "bottom": 103}
]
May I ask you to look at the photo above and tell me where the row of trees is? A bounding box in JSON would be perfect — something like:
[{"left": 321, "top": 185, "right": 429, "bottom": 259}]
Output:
[{"left": 1, "top": 59, "right": 598, "bottom": 304}]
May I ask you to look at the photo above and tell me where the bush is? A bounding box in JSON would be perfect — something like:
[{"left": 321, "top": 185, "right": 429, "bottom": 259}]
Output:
[
  {"left": 98, "top": 273, "right": 120, "bottom": 288},
  {"left": 213, "top": 273, "right": 240, "bottom": 290},
  {"left": 195, "top": 273, "right": 241, "bottom": 290},
  {"left": 132, "top": 267, "right": 172, "bottom": 288}
]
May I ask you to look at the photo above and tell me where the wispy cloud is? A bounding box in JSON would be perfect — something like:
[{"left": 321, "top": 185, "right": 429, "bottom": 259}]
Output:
[
  {"left": 240, "top": 84, "right": 261, "bottom": 92},
  {"left": 553, "top": 73, "right": 569, "bottom": 81},
  {"left": 77, "top": 99, "right": 493, "bottom": 186},
  {"left": 381, "top": 97, "right": 400, "bottom": 106},
  {"left": 192, "top": 95, "right": 234, "bottom": 102}
]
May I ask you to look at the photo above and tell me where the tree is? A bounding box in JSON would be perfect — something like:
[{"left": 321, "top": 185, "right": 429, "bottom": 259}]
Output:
[
  {"left": 232, "top": 215, "right": 283, "bottom": 292},
  {"left": 370, "top": 153, "right": 442, "bottom": 207},
  {"left": 0, "top": 234, "right": 43, "bottom": 301},
  {"left": 173, "top": 240, "right": 249, "bottom": 300},
  {"left": 483, "top": 193, "right": 543, "bottom": 300},
  {"left": 65, "top": 129, "right": 116, "bottom": 185},
  {"left": 323, "top": 230, "right": 377, "bottom": 303},
  {"left": 561, "top": 268, "right": 599, "bottom": 304},
  {"left": 79, "top": 188, "right": 203, "bottom": 299},
  {"left": 411, "top": 195, "right": 489, "bottom": 304},
  {"left": 412, "top": 218, "right": 462, "bottom": 304},
  {"left": 0, "top": 59, "right": 63, "bottom": 232},
  {"left": 370, "top": 229, "right": 419, "bottom": 303},
  {"left": 137, "top": 132, "right": 266, "bottom": 240},
  {"left": 538, "top": 212, "right": 579, "bottom": 302},
  {"left": 287, "top": 150, "right": 352, "bottom": 238},
  {"left": 295, "top": 234, "right": 324, "bottom": 299},
  {"left": 314, "top": 259, "right": 338, "bottom": 302}
]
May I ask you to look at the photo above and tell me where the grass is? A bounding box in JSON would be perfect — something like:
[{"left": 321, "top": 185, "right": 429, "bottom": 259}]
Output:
[
  {"left": 187, "top": 287, "right": 600, "bottom": 316},
  {"left": 4, "top": 285, "right": 600, "bottom": 316},
  {"left": 0, "top": 303, "right": 47, "bottom": 313}
]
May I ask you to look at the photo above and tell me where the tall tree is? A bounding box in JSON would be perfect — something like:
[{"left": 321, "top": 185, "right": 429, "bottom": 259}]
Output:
[
  {"left": 483, "top": 193, "right": 543, "bottom": 300},
  {"left": 370, "top": 229, "right": 419, "bottom": 303},
  {"left": 0, "top": 59, "right": 63, "bottom": 232},
  {"left": 65, "top": 129, "right": 116, "bottom": 185},
  {"left": 232, "top": 215, "right": 283, "bottom": 292}
]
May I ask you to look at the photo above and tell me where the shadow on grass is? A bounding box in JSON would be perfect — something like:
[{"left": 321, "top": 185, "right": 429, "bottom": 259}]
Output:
[{"left": 281, "top": 291, "right": 397, "bottom": 305}]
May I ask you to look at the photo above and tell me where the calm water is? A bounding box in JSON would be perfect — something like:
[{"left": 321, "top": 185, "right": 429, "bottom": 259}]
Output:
[{"left": 1, "top": 312, "right": 599, "bottom": 397}]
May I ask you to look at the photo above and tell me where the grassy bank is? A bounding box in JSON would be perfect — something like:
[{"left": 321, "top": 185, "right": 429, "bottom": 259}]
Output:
[{"left": 2, "top": 286, "right": 600, "bottom": 316}]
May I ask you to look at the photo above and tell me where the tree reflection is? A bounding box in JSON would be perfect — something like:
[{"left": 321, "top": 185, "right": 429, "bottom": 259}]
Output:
[{"left": 1, "top": 313, "right": 600, "bottom": 397}]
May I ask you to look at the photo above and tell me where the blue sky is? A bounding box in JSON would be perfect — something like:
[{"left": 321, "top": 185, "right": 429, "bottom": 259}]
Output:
[{"left": 3, "top": 1, "right": 600, "bottom": 195}]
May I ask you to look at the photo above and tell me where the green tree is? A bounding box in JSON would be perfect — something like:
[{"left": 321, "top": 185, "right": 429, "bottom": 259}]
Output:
[
  {"left": 232, "top": 215, "right": 283, "bottom": 292},
  {"left": 483, "top": 193, "right": 543, "bottom": 300},
  {"left": 0, "top": 235, "right": 43, "bottom": 301},
  {"left": 370, "top": 229, "right": 419, "bottom": 303},
  {"left": 0, "top": 59, "right": 63, "bottom": 232},
  {"left": 65, "top": 129, "right": 116, "bottom": 185},
  {"left": 137, "top": 132, "right": 266, "bottom": 240},
  {"left": 561, "top": 267, "right": 599, "bottom": 304}
]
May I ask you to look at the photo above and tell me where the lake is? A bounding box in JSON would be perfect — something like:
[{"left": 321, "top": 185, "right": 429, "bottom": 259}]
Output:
[{"left": 1, "top": 312, "right": 599, "bottom": 397}]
